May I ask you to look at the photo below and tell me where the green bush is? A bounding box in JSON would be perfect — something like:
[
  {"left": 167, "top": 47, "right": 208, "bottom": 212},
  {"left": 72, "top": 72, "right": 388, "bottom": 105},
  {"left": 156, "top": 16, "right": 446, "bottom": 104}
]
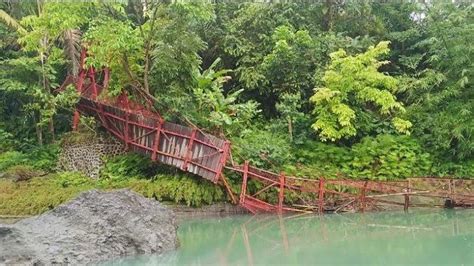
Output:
[
  {"left": 0, "top": 151, "right": 27, "bottom": 172},
  {"left": 99, "top": 153, "right": 226, "bottom": 206},
  {"left": 343, "top": 134, "right": 433, "bottom": 180},
  {"left": 284, "top": 140, "right": 350, "bottom": 178},
  {"left": 0, "top": 145, "right": 59, "bottom": 173},
  {"left": 54, "top": 171, "right": 94, "bottom": 188},
  {"left": 0, "top": 129, "right": 17, "bottom": 152},
  {"left": 231, "top": 128, "right": 294, "bottom": 170},
  {"left": 433, "top": 160, "right": 474, "bottom": 178},
  {"left": 100, "top": 153, "right": 155, "bottom": 180},
  {"left": 27, "top": 144, "right": 60, "bottom": 172},
  {"left": 128, "top": 174, "right": 225, "bottom": 207}
]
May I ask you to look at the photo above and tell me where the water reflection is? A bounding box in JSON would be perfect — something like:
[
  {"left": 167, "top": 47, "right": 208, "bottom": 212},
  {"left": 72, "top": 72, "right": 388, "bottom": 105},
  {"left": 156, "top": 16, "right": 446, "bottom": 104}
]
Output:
[{"left": 107, "top": 210, "right": 474, "bottom": 265}]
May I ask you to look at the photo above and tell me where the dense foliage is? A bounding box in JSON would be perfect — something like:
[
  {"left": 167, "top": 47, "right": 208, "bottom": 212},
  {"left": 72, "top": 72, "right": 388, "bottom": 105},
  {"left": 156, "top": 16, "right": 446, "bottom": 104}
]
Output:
[
  {"left": 311, "top": 41, "right": 411, "bottom": 141},
  {"left": 0, "top": 0, "right": 472, "bottom": 210},
  {"left": 0, "top": 152, "right": 226, "bottom": 215}
]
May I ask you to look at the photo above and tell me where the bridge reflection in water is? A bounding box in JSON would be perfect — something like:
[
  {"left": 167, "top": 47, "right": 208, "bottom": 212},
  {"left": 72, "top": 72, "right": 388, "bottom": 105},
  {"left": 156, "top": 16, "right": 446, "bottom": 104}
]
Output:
[{"left": 105, "top": 210, "right": 474, "bottom": 265}]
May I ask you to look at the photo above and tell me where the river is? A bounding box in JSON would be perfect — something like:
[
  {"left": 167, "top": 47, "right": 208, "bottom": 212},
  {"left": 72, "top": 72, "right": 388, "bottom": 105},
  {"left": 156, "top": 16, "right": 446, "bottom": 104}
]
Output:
[{"left": 106, "top": 209, "right": 474, "bottom": 265}]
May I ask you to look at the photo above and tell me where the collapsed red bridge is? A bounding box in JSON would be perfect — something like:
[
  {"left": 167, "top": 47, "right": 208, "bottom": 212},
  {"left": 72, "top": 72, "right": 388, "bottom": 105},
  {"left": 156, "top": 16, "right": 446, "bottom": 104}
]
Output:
[{"left": 61, "top": 51, "right": 474, "bottom": 214}]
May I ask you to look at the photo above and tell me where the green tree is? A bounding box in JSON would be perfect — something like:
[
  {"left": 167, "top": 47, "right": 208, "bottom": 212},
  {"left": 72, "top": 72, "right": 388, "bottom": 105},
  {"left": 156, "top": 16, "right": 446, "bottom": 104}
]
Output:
[
  {"left": 406, "top": 3, "right": 473, "bottom": 161},
  {"left": 275, "top": 92, "right": 303, "bottom": 142},
  {"left": 311, "top": 41, "right": 411, "bottom": 141},
  {"left": 192, "top": 58, "right": 260, "bottom": 136},
  {"left": 1, "top": 3, "right": 90, "bottom": 144},
  {"left": 262, "top": 25, "right": 320, "bottom": 98}
]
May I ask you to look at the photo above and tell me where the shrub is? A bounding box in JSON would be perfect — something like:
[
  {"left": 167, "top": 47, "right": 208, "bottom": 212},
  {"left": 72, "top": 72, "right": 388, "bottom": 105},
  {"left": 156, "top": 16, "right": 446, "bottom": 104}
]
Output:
[
  {"left": 231, "top": 128, "right": 294, "bottom": 170},
  {"left": 27, "top": 144, "right": 60, "bottom": 172},
  {"left": 0, "top": 129, "right": 17, "bottom": 152},
  {"left": 0, "top": 151, "right": 27, "bottom": 172},
  {"left": 433, "top": 160, "right": 474, "bottom": 178},
  {"left": 128, "top": 174, "right": 225, "bottom": 207},
  {"left": 343, "top": 134, "right": 433, "bottom": 180},
  {"left": 100, "top": 153, "right": 155, "bottom": 180},
  {"left": 54, "top": 171, "right": 94, "bottom": 188},
  {"left": 0, "top": 144, "right": 59, "bottom": 174},
  {"left": 284, "top": 140, "right": 350, "bottom": 178},
  {"left": 60, "top": 130, "right": 97, "bottom": 145}
]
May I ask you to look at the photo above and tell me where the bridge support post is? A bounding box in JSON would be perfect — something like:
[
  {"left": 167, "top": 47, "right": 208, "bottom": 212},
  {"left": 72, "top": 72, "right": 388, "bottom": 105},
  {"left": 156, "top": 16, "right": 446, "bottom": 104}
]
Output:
[
  {"left": 318, "top": 178, "right": 325, "bottom": 215},
  {"left": 360, "top": 181, "right": 368, "bottom": 212},
  {"left": 278, "top": 172, "right": 285, "bottom": 213},
  {"left": 124, "top": 110, "right": 130, "bottom": 150},
  {"left": 213, "top": 141, "right": 230, "bottom": 183},
  {"left": 182, "top": 128, "right": 197, "bottom": 171},
  {"left": 72, "top": 110, "right": 80, "bottom": 131},
  {"left": 240, "top": 160, "right": 249, "bottom": 205},
  {"left": 89, "top": 68, "right": 99, "bottom": 99},
  {"left": 72, "top": 57, "right": 86, "bottom": 131},
  {"left": 220, "top": 173, "right": 237, "bottom": 204},
  {"left": 151, "top": 119, "right": 163, "bottom": 161},
  {"left": 404, "top": 180, "right": 410, "bottom": 212}
]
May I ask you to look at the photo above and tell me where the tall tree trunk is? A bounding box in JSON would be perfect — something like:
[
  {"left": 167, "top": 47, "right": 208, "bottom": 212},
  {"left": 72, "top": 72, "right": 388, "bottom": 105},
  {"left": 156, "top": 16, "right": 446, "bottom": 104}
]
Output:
[
  {"left": 35, "top": 112, "right": 43, "bottom": 146},
  {"left": 36, "top": 0, "right": 43, "bottom": 15},
  {"left": 323, "top": 0, "right": 334, "bottom": 31},
  {"left": 49, "top": 117, "right": 55, "bottom": 142},
  {"left": 287, "top": 116, "right": 293, "bottom": 143}
]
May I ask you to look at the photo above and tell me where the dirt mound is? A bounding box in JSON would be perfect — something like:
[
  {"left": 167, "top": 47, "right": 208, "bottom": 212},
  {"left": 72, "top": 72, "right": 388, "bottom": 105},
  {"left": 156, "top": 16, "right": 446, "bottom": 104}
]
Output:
[{"left": 0, "top": 189, "right": 178, "bottom": 264}]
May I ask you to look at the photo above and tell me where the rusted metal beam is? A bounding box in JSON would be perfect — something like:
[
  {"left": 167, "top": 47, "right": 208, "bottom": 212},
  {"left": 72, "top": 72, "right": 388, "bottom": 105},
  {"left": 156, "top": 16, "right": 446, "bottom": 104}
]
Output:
[
  {"left": 213, "top": 141, "right": 230, "bottom": 183},
  {"left": 220, "top": 173, "right": 237, "bottom": 204},
  {"left": 240, "top": 160, "right": 249, "bottom": 205}
]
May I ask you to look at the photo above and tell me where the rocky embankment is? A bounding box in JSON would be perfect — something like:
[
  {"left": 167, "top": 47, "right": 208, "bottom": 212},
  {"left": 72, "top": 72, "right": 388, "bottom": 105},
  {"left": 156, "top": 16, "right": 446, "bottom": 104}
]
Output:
[{"left": 0, "top": 189, "right": 178, "bottom": 265}]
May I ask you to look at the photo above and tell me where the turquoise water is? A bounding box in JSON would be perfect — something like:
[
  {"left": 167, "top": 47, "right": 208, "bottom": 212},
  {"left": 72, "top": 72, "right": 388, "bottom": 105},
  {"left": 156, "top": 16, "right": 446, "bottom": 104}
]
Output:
[{"left": 109, "top": 210, "right": 474, "bottom": 265}]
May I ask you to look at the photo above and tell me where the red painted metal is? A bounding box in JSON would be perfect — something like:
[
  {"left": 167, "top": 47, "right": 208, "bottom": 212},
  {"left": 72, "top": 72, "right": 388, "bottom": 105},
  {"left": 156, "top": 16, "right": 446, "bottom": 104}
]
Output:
[
  {"left": 214, "top": 141, "right": 230, "bottom": 182},
  {"left": 151, "top": 120, "right": 163, "bottom": 161},
  {"left": 61, "top": 50, "right": 474, "bottom": 215},
  {"left": 182, "top": 128, "right": 197, "bottom": 171},
  {"left": 318, "top": 178, "right": 324, "bottom": 214},
  {"left": 124, "top": 109, "right": 130, "bottom": 150},
  {"left": 103, "top": 68, "right": 110, "bottom": 90},
  {"left": 89, "top": 68, "right": 98, "bottom": 99},
  {"left": 72, "top": 110, "right": 80, "bottom": 131}
]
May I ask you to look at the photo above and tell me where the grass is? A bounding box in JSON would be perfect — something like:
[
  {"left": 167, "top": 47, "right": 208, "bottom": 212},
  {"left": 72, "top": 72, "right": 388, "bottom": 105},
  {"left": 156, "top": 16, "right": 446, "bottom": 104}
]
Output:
[
  {"left": 0, "top": 171, "right": 225, "bottom": 216},
  {"left": 0, "top": 174, "right": 94, "bottom": 216}
]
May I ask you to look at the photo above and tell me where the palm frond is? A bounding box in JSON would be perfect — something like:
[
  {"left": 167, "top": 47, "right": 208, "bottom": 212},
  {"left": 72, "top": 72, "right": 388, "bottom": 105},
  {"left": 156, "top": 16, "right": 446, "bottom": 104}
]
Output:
[
  {"left": 0, "top": 9, "right": 26, "bottom": 34},
  {"left": 61, "top": 29, "right": 82, "bottom": 77}
]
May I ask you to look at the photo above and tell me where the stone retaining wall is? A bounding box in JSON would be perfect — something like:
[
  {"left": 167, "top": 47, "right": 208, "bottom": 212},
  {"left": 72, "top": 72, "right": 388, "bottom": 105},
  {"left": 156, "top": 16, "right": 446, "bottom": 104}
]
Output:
[{"left": 57, "top": 134, "right": 125, "bottom": 178}]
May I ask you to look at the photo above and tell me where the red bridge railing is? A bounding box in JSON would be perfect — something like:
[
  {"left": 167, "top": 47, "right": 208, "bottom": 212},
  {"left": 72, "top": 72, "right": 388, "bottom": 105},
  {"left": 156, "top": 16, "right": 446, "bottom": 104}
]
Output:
[{"left": 78, "top": 97, "right": 230, "bottom": 183}]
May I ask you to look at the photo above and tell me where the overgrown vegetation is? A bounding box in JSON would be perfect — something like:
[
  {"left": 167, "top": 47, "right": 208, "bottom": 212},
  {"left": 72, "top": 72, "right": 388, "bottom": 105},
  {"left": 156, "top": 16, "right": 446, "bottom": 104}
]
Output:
[
  {"left": 0, "top": 153, "right": 225, "bottom": 216},
  {"left": 0, "top": 1, "right": 473, "bottom": 214}
]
